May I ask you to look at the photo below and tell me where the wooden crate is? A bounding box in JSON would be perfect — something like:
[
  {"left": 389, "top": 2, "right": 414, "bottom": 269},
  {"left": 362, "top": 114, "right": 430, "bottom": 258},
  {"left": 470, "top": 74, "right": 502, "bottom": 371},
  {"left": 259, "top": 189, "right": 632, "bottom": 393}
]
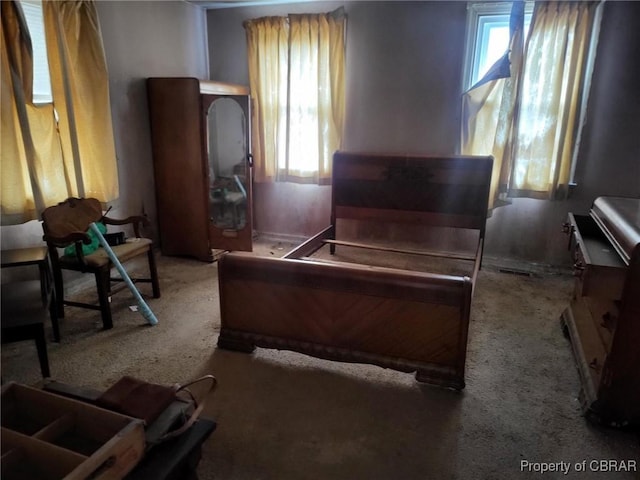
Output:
[{"left": 1, "top": 382, "right": 145, "bottom": 480}]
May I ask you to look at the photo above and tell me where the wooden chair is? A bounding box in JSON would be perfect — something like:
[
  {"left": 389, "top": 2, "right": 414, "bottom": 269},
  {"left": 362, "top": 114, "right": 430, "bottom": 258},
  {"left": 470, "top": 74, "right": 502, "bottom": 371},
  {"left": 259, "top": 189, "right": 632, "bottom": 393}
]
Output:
[
  {"left": 226, "top": 175, "right": 247, "bottom": 229},
  {"left": 41, "top": 197, "right": 160, "bottom": 332},
  {"left": 1, "top": 280, "right": 56, "bottom": 378}
]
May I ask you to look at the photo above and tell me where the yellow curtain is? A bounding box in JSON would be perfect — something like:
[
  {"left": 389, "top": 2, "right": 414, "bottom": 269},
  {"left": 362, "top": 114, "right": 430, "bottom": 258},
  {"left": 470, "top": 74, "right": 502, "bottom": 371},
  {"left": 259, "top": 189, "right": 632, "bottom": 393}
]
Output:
[
  {"left": 245, "top": 8, "right": 346, "bottom": 184},
  {"left": 245, "top": 16, "right": 288, "bottom": 183},
  {"left": 510, "top": 2, "right": 597, "bottom": 199},
  {"left": 462, "top": 1, "right": 599, "bottom": 208},
  {"left": 461, "top": 2, "right": 525, "bottom": 210},
  {"left": 0, "top": 0, "right": 118, "bottom": 225},
  {"left": 43, "top": 0, "right": 118, "bottom": 201},
  {"left": 1, "top": 1, "right": 57, "bottom": 223}
]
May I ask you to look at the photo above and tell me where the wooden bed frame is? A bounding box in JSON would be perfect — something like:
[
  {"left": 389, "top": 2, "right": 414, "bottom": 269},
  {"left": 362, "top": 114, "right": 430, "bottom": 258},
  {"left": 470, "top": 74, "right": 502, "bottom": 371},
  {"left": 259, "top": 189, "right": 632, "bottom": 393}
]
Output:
[{"left": 216, "top": 152, "right": 493, "bottom": 389}]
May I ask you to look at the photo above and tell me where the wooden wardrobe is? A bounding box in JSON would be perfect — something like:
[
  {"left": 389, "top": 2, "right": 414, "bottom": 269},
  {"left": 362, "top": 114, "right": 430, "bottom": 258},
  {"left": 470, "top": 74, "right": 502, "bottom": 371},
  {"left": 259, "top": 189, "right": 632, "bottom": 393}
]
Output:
[{"left": 147, "top": 77, "right": 253, "bottom": 262}]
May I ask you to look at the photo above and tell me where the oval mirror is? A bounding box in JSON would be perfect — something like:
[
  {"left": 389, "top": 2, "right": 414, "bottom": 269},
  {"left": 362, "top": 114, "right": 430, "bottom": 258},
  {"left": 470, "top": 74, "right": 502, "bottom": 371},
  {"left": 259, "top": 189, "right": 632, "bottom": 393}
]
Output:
[{"left": 207, "top": 98, "right": 248, "bottom": 231}]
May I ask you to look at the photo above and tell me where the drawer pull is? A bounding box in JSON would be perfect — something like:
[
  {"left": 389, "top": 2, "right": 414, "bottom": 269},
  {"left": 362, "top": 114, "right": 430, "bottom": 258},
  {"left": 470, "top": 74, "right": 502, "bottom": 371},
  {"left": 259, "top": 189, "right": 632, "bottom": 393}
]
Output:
[{"left": 589, "top": 358, "right": 600, "bottom": 371}]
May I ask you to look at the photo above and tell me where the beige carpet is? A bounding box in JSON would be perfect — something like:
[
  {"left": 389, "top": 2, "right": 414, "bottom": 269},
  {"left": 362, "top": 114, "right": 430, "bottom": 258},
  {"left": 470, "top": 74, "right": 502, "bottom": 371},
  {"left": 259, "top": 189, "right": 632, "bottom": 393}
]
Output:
[{"left": 2, "top": 239, "right": 639, "bottom": 479}]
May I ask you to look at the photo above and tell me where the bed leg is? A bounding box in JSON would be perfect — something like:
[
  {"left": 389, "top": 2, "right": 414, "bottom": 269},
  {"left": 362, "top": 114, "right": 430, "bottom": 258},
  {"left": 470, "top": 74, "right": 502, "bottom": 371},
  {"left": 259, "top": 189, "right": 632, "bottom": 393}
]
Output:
[{"left": 217, "top": 332, "right": 256, "bottom": 353}]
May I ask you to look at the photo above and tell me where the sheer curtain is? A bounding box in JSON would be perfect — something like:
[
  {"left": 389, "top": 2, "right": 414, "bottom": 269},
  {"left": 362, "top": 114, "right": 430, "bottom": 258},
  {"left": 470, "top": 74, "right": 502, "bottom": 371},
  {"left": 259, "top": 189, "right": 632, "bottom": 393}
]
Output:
[
  {"left": 245, "top": 8, "right": 346, "bottom": 185},
  {"left": 462, "top": 1, "right": 601, "bottom": 210},
  {"left": 1, "top": 0, "right": 118, "bottom": 225}
]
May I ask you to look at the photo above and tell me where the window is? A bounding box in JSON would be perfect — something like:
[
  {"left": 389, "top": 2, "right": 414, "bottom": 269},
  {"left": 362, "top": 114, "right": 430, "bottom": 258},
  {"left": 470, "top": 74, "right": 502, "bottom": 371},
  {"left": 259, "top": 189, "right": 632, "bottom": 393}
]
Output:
[
  {"left": 244, "top": 9, "right": 346, "bottom": 184},
  {"left": 2, "top": 0, "right": 119, "bottom": 222},
  {"left": 461, "top": 1, "right": 602, "bottom": 208},
  {"left": 19, "top": 0, "right": 52, "bottom": 103},
  {"left": 463, "top": 2, "right": 533, "bottom": 91}
]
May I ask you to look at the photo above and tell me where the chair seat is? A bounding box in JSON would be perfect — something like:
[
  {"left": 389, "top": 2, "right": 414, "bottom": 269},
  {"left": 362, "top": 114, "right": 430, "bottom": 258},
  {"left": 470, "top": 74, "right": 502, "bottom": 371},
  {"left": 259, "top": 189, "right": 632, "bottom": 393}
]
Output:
[
  {"left": 1, "top": 280, "right": 52, "bottom": 377},
  {"left": 1, "top": 281, "right": 49, "bottom": 327},
  {"left": 224, "top": 191, "right": 245, "bottom": 205},
  {"left": 59, "top": 237, "right": 153, "bottom": 269}
]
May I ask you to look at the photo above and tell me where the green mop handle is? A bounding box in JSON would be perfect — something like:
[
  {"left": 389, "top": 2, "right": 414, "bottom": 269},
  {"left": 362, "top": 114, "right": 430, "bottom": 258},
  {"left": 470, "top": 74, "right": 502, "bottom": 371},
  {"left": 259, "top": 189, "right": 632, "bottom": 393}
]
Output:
[{"left": 89, "top": 222, "right": 158, "bottom": 326}]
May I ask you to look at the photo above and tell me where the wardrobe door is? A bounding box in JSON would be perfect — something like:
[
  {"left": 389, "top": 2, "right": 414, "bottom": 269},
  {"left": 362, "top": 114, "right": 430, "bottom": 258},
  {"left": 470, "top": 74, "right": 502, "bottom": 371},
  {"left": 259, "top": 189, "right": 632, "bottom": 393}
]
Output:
[
  {"left": 148, "top": 78, "right": 212, "bottom": 261},
  {"left": 203, "top": 94, "right": 253, "bottom": 252}
]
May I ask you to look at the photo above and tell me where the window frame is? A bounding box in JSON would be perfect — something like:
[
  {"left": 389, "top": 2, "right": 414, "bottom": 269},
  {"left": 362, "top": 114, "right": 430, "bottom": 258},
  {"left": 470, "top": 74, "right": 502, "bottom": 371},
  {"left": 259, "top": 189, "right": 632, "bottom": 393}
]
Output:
[{"left": 462, "top": 1, "right": 533, "bottom": 92}]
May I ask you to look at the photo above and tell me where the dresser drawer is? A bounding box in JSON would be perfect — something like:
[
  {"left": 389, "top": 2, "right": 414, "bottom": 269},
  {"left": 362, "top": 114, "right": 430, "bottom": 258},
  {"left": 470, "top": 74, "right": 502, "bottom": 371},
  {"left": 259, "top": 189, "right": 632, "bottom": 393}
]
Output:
[{"left": 566, "top": 213, "right": 627, "bottom": 300}]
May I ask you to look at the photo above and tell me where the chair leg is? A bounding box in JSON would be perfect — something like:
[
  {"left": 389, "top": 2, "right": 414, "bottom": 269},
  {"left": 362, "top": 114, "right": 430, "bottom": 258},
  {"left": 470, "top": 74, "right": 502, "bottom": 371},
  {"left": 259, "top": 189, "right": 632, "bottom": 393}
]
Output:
[
  {"left": 95, "top": 267, "right": 113, "bottom": 330},
  {"left": 49, "top": 291, "right": 61, "bottom": 343},
  {"left": 148, "top": 249, "right": 161, "bottom": 298},
  {"left": 34, "top": 323, "right": 51, "bottom": 378},
  {"left": 232, "top": 205, "right": 239, "bottom": 229},
  {"left": 52, "top": 264, "right": 65, "bottom": 319}
]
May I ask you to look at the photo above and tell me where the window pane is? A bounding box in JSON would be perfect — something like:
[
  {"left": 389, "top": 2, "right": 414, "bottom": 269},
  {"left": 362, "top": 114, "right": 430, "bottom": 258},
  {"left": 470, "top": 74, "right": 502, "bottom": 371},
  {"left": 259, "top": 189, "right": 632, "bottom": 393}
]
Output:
[
  {"left": 20, "top": 0, "right": 52, "bottom": 103},
  {"left": 465, "top": 2, "right": 533, "bottom": 90},
  {"left": 474, "top": 20, "right": 509, "bottom": 85}
]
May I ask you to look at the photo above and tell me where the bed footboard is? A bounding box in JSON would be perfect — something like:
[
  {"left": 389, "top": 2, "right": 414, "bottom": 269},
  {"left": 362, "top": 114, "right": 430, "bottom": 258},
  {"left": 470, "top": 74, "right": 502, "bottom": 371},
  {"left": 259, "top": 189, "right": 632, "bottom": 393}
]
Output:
[{"left": 217, "top": 253, "right": 473, "bottom": 389}]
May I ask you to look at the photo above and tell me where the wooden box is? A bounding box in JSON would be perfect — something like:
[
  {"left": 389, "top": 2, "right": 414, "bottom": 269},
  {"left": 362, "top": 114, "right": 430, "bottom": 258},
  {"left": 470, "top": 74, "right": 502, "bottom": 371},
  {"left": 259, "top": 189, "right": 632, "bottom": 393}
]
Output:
[{"left": 1, "top": 383, "right": 145, "bottom": 480}]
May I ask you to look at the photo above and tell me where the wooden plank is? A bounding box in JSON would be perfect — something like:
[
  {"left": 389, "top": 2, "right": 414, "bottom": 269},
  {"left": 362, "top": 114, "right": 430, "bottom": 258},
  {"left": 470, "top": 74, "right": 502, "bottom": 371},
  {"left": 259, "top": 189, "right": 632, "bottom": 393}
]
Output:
[
  {"left": 323, "top": 239, "right": 476, "bottom": 261},
  {"left": 561, "top": 298, "right": 606, "bottom": 403},
  {"left": 582, "top": 297, "right": 618, "bottom": 353},
  {"left": 331, "top": 152, "right": 493, "bottom": 224},
  {"left": 1, "top": 383, "right": 146, "bottom": 480},
  {"left": 147, "top": 77, "right": 211, "bottom": 260},
  {"left": 66, "top": 420, "right": 145, "bottom": 480},
  {"left": 333, "top": 181, "right": 489, "bottom": 215},
  {"left": 33, "top": 413, "right": 75, "bottom": 443},
  {"left": 335, "top": 206, "right": 485, "bottom": 230},
  {"left": 219, "top": 253, "right": 466, "bottom": 306},
  {"left": 333, "top": 162, "right": 493, "bottom": 184},
  {"left": 199, "top": 80, "right": 249, "bottom": 95},
  {"left": 2, "top": 427, "right": 87, "bottom": 479},
  {"left": 283, "top": 225, "right": 333, "bottom": 259}
]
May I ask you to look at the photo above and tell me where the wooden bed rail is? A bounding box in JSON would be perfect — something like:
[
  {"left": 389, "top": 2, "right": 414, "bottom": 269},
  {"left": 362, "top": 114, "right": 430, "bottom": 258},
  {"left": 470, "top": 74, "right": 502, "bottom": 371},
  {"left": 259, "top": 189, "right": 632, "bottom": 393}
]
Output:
[{"left": 322, "top": 239, "right": 477, "bottom": 262}]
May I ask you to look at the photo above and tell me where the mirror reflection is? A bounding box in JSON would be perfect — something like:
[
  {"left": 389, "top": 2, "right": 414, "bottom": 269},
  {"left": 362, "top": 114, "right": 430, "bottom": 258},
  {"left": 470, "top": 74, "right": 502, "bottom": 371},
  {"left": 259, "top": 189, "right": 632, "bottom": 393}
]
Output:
[{"left": 207, "top": 98, "right": 248, "bottom": 230}]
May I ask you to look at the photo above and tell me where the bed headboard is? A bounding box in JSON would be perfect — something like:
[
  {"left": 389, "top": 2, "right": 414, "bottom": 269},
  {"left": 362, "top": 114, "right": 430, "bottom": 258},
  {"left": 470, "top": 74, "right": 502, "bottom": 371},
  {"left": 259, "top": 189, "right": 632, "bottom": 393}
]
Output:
[{"left": 331, "top": 152, "right": 494, "bottom": 233}]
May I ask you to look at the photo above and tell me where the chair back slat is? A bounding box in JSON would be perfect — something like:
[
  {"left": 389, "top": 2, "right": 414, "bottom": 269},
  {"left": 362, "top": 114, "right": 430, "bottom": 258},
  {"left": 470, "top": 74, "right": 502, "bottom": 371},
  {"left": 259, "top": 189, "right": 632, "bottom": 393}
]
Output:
[{"left": 41, "top": 198, "right": 103, "bottom": 242}]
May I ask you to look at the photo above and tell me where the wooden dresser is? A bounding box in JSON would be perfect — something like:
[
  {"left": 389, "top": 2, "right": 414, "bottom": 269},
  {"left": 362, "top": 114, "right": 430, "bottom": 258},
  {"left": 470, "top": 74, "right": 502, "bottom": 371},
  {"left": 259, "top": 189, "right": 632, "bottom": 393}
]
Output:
[{"left": 561, "top": 196, "right": 640, "bottom": 427}]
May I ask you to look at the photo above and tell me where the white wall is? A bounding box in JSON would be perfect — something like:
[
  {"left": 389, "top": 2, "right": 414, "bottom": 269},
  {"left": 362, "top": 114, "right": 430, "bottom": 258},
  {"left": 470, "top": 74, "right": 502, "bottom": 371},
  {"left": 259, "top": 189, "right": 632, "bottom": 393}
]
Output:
[{"left": 96, "top": 0, "right": 209, "bottom": 239}]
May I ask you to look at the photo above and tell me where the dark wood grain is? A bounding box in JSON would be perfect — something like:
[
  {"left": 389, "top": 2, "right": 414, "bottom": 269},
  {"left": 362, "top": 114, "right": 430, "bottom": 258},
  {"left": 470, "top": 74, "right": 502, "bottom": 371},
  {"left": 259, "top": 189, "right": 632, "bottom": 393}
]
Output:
[{"left": 217, "top": 152, "right": 492, "bottom": 389}]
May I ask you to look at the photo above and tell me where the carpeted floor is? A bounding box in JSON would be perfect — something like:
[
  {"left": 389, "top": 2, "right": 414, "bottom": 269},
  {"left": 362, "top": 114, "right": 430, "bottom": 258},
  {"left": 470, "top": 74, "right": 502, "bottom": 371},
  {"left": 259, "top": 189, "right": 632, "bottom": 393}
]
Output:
[{"left": 2, "top": 238, "right": 639, "bottom": 479}]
